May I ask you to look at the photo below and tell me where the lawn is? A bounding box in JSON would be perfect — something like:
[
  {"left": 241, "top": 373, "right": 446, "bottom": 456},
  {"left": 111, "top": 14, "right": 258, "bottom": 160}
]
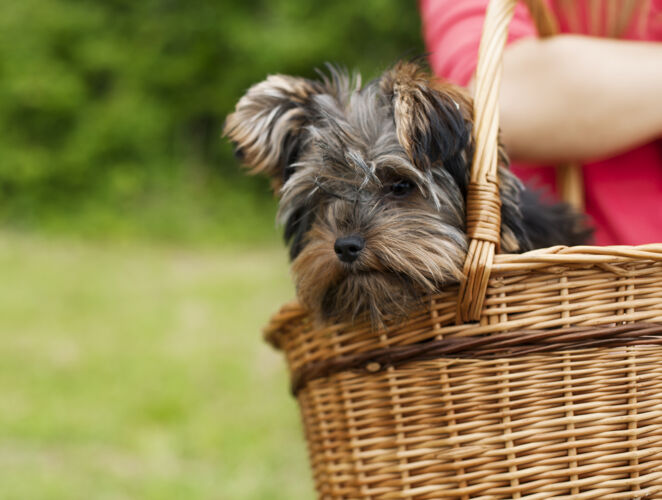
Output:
[{"left": 0, "top": 232, "right": 313, "bottom": 499}]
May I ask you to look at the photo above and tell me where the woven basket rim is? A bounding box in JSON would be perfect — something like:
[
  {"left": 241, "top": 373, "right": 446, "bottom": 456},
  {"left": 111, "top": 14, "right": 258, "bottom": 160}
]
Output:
[{"left": 265, "top": 243, "right": 662, "bottom": 345}]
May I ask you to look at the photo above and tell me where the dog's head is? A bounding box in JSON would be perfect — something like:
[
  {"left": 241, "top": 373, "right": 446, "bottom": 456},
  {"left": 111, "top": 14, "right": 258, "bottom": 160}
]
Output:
[{"left": 224, "top": 62, "right": 524, "bottom": 325}]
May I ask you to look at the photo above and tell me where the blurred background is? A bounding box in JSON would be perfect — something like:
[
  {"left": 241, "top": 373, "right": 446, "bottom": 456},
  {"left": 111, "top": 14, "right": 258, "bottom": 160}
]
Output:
[{"left": 2, "top": 0, "right": 422, "bottom": 498}]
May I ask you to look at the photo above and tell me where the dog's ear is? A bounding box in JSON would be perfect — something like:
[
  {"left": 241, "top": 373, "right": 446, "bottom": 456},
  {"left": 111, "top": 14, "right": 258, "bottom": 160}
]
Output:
[
  {"left": 223, "top": 75, "right": 331, "bottom": 190},
  {"left": 381, "top": 62, "right": 473, "bottom": 183}
]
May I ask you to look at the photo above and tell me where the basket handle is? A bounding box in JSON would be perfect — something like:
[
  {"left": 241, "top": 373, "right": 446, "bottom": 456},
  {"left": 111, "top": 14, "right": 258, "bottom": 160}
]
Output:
[{"left": 457, "top": 0, "right": 570, "bottom": 322}]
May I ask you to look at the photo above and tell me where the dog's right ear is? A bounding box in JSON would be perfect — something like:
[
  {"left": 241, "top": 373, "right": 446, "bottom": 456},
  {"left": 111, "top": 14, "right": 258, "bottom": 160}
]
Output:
[
  {"left": 223, "top": 75, "right": 330, "bottom": 191},
  {"left": 380, "top": 62, "right": 473, "bottom": 179}
]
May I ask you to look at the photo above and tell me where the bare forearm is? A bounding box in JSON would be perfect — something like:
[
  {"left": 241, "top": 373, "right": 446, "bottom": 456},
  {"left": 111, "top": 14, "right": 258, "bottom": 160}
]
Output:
[{"left": 497, "top": 35, "right": 662, "bottom": 163}]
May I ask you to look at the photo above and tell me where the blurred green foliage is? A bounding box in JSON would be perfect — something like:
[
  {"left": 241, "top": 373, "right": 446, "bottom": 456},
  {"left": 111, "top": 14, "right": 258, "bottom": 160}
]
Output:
[{"left": 0, "top": 0, "right": 423, "bottom": 243}]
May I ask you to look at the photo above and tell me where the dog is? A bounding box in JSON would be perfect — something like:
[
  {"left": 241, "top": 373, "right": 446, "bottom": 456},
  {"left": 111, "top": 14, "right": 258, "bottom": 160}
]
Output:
[{"left": 223, "top": 62, "right": 591, "bottom": 325}]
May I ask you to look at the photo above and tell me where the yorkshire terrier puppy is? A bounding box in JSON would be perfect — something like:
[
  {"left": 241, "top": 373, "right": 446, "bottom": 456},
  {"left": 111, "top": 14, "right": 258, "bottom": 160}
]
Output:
[{"left": 224, "top": 62, "right": 591, "bottom": 325}]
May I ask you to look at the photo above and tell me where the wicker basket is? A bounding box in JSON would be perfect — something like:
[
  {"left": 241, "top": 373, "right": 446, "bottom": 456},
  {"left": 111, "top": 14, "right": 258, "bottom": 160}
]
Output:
[{"left": 264, "top": 1, "right": 662, "bottom": 498}]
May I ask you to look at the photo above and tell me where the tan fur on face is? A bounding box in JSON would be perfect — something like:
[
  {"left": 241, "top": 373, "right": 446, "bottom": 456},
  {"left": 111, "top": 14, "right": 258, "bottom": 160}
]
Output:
[{"left": 292, "top": 198, "right": 467, "bottom": 325}]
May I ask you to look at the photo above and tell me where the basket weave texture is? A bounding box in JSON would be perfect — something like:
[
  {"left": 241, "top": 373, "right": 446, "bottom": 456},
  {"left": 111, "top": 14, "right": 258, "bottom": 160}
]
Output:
[
  {"left": 264, "top": 1, "right": 662, "bottom": 498},
  {"left": 267, "top": 247, "right": 662, "bottom": 498}
]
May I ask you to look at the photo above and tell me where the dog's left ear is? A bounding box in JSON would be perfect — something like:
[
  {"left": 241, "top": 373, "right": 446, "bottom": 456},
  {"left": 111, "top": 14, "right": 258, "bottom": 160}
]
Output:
[
  {"left": 223, "top": 74, "right": 333, "bottom": 191},
  {"left": 381, "top": 62, "right": 473, "bottom": 177}
]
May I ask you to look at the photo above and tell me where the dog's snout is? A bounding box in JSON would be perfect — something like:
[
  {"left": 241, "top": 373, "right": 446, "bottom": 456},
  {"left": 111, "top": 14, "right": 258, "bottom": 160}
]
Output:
[{"left": 334, "top": 235, "right": 365, "bottom": 263}]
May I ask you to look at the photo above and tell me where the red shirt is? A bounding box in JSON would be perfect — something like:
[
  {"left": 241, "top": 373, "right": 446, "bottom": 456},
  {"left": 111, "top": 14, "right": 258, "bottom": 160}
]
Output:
[{"left": 420, "top": 0, "right": 662, "bottom": 245}]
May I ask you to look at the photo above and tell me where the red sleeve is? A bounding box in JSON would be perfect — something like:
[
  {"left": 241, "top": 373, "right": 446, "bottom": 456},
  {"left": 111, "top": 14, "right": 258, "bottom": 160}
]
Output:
[{"left": 420, "top": 0, "right": 540, "bottom": 86}]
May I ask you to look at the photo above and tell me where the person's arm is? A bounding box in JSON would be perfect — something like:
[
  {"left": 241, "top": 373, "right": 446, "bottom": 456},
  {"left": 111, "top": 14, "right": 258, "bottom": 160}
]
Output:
[{"left": 498, "top": 35, "right": 662, "bottom": 163}]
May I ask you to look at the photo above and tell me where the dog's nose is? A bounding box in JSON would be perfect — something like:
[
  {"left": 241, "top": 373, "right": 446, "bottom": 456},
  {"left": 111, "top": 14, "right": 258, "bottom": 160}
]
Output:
[{"left": 334, "top": 235, "right": 365, "bottom": 263}]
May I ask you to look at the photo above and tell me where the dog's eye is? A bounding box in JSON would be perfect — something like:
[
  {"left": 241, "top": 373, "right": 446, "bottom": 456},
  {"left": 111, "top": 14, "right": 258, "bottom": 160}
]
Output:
[{"left": 389, "top": 179, "right": 414, "bottom": 197}]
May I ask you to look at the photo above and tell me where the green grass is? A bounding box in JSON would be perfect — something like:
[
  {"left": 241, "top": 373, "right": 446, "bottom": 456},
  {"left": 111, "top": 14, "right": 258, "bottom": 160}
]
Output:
[{"left": 0, "top": 231, "right": 313, "bottom": 499}]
